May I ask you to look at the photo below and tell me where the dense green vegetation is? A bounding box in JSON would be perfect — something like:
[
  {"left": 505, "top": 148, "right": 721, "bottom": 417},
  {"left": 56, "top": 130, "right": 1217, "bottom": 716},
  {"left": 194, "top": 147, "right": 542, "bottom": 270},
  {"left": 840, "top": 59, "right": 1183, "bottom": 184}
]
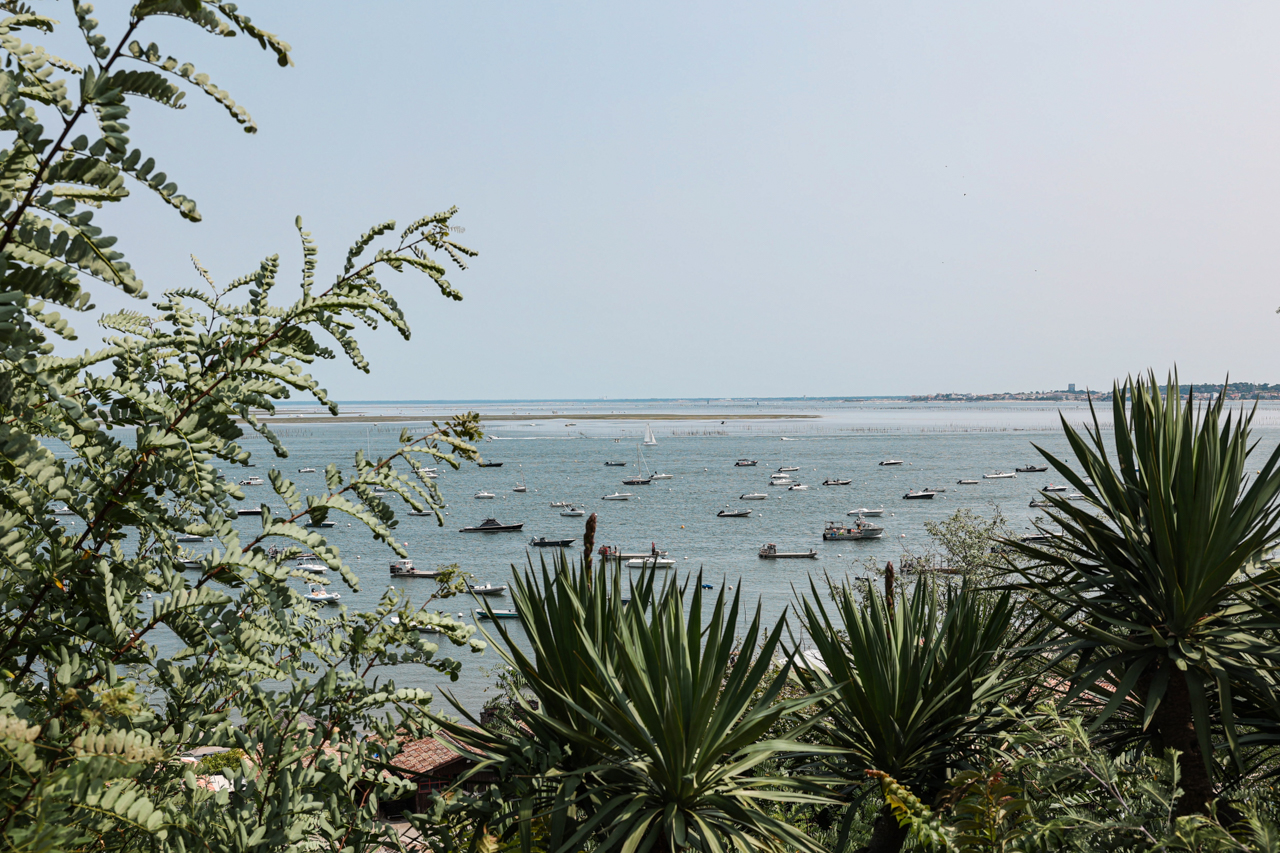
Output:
[{"left": 6, "top": 5, "right": 1280, "bottom": 853}]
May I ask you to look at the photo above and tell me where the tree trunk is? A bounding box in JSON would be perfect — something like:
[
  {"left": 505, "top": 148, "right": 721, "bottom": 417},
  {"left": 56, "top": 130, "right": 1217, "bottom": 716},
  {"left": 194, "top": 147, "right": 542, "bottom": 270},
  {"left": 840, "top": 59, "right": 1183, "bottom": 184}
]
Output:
[
  {"left": 857, "top": 806, "right": 908, "bottom": 853},
  {"left": 1151, "top": 668, "right": 1215, "bottom": 816}
]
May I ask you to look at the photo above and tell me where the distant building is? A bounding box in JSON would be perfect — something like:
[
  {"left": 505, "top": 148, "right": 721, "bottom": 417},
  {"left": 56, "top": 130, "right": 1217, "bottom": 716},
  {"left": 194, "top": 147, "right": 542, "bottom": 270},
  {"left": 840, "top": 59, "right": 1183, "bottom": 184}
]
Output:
[{"left": 1068, "top": 383, "right": 1076, "bottom": 393}]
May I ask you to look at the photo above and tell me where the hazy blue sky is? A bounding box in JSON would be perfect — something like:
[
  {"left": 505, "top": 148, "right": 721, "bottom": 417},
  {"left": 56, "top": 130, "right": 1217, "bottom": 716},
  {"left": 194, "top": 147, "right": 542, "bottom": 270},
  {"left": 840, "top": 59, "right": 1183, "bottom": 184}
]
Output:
[{"left": 83, "top": 2, "right": 1280, "bottom": 399}]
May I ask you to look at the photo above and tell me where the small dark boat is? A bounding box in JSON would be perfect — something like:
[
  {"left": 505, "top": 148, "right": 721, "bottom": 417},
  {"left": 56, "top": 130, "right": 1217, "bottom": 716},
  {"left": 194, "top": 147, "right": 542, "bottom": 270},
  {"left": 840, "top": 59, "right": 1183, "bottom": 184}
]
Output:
[
  {"left": 718, "top": 509, "right": 752, "bottom": 518},
  {"left": 1041, "top": 484, "right": 1067, "bottom": 492},
  {"left": 1021, "top": 533, "right": 1054, "bottom": 544},
  {"left": 237, "top": 507, "right": 268, "bottom": 517},
  {"left": 735, "top": 459, "right": 758, "bottom": 467},
  {"left": 604, "top": 462, "right": 627, "bottom": 467},
  {"left": 903, "top": 490, "right": 935, "bottom": 500},
  {"left": 1016, "top": 465, "right": 1049, "bottom": 473},
  {"left": 822, "top": 478, "right": 852, "bottom": 486},
  {"left": 460, "top": 517, "right": 524, "bottom": 533},
  {"left": 758, "top": 543, "right": 818, "bottom": 559},
  {"left": 880, "top": 460, "right": 905, "bottom": 466},
  {"left": 924, "top": 487, "right": 946, "bottom": 494},
  {"left": 622, "top": 477, "right": 651, "bottom": 485},
  {"left": 957, "top": 479, "right": 979, "bottom": 485},
  {"left": 306, "top": 520, "right": 336, "bottom": 528},
  {"left": 529, "top": 536, "right": 577, "bottom": 547},
  {"left": 1029, "top": 499, "right": 1051, "bottom": 508},
  {"left": 478, "top": 462, "right": 504, "bottom": 468}
]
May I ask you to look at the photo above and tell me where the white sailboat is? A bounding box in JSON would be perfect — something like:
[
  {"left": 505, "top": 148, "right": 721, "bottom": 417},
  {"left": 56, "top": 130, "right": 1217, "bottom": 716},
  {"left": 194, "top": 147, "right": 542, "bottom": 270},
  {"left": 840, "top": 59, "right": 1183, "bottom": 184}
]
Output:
[{"left": 642, "top": 424, "right": 657, "bottom": 446}]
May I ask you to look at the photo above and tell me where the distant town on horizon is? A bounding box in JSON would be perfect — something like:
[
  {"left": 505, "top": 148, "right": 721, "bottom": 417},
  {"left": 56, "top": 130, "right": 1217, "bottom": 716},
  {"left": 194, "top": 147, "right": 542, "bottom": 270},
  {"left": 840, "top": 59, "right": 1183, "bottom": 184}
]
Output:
[{"left": 913, "top": 381, "right": 1280, "bottom": 403}]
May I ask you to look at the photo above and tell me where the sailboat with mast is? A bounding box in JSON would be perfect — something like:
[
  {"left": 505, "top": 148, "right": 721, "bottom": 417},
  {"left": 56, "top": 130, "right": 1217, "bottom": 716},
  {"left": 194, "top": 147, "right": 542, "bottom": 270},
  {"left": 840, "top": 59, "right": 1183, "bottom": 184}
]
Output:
[
  {"left": 622, "top": 444, "right": 652, "bottom": 485},
  {"left": 642, "top": 424, "right": 657, "bottom": 447}
]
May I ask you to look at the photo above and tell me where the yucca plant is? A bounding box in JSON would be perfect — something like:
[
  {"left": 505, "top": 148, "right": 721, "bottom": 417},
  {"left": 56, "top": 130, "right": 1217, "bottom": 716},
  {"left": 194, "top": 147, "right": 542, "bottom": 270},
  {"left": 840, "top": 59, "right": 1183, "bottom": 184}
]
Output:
[
  {"left": 1007, "top": 371, "right": 1280, "bottom": 816},
  {"left": 433, "top": 553, "right": 838, "bottom": 853},
  {"left": 793, "top": 577, "right": 1022, "bottom": 853}
]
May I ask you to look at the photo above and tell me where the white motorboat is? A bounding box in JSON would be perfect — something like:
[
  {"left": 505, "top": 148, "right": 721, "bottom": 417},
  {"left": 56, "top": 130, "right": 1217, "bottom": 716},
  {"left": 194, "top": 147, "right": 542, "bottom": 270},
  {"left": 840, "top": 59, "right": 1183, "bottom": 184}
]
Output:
[
  {"left": 902, "top": 490, "right": 935, "bottom": 500},
  {"left": 549, "top": 501, "right": 571, "bottom": 507},
  {"left": 769, "top": 476, "right": 794, "bottom": 486},
  {"left": 956, "top": 479, "right": 979, "bottom": 485},
  {"left": 650, "top": 472, "right": 673, "bottom": 480},
  {"left": 239, "top": 476, "right": 265, "bottom": 486},
  {"left": 879, "top": 460, "right": 904, "bottom": 466},
  {"left": 306, "top": 520, "right": 336, "bottom": 528},
  {"left": 513, "top": 484, "right": 527, "bottom": 493},
  {"left": 297, "top": 467, "right": 316, "bottom": 473},
  {"left": 1041, "top": 484, "right": 1067, "bottom": 492},
  {"left": 822, "top": 478, "right": 852, "bottom": 486},
  {"left": 642, "top": 424, "right": 657, "bottom": 446},
  {"left": 788, "top": 484, "right": 811, "bottom": 491},
  {"left": 476, "top": 609, "right": 520, "bottom": 620},
  {"left": 740, "top": 493, "right": 768, "bottom": 500},
  {"left": 777, "top": 466, "right": 800, "bottom": 472},
  {"left": 474, "top": 491, "right": 496, "bottom": 499},
  {"left": 296, "top": 563, "right": 327, "bottom": 574},
  {"left": 176, "top": 534, "right": 207, "bottom": 543},
  {"left": 849, "top": 507, "right": 884, "bottom": 517},
  {"left": 1066, "top": 493, "right": 1088, "bottom": 501},
  {"left": 983, "top": 472, "right": 1017, "bottom": 479},
  {"left": 51, "top": 505, "right": 75, "bottom": 515},
  {"left": 625, "top": 557, "right": 676, "bottom": 568},
  {"left": 602, "top": 492, "right": 633, "bottom": 501},
  {"left": 390, "top": 559, "right": 444, "bottom": 578},
  {"left": 468, "top": 583, "right": 508, "bottom": 596},
  {"left": 561, "top": 505, "right": 585, "bottom": 517},
  {"left": 303, "top": 584, "right": 340, "bottom": 604},
  {"left": 419, "top": 471, "right": 439, "bottom": 480},
  {"left": 735, "top": 459, "right": 758, "bottom": 467}
]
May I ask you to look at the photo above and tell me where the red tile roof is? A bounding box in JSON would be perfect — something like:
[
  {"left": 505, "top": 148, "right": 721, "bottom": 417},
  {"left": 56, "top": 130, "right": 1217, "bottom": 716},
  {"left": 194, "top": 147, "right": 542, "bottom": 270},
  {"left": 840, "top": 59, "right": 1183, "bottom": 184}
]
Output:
[{"left": 392, "top": 729, "right": 484, "bottom": 777}]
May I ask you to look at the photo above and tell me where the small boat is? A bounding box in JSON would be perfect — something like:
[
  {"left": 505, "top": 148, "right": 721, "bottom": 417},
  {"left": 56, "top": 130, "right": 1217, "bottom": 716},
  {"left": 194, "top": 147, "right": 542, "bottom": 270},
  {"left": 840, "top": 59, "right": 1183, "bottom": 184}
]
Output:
[
  {"left": 468, "top": 583, "right": 508, "bottom": 596},
  {"left": 650, "top": 472, "right": 673, "bottom": 480},
  {"left": 740, "top": 493, "right": 768, "bottom": 500},
  {"left": 549, "top": 501, "right": 571, "bottom": 507},
  {"left": 1016, "top": 465, "right": 1049, "bottom": 473},
  {"left": 735, "top": 459, "right": 758, "bottom": 467},
  {"left": 179, "top": 559, "right": 202, "bottom": 571},
  {"left": 239, "top": 476, "right": 265, "bottom": 486},
  {"left": 51, "top": 506, "right": 75, "bottom": 515},
  {"left": 459, "top": 518, "right": 524, "bottom": 533},
  {"left": 476, "top": 609, "right": 520, "bottom": 620},
  {"left": 303, "top": 584, "right": 340, "bottom": 604},
  {"left": 718, "top": 509, "right": 752, "bottom": 517},
  {"left": 1066, "top": 493, "right": 1088, "bottom": 501},
  {"left": 849, "top": 507, "right": 884, "bottom": 517},
  {"left": 602, "top": 492, "right": 633, "bottom": 500},
  {"left": 294, "top": 552, "right": 319, "bottom": 560},
  {"left": 176, "top": 534, "right": 207, "bottom": 543},
  {"left": 478, "top": 462, "right": 504, "bottom": 468},
  {"left": 297, "top": 467, "right": 317, "bottom": 473},
  {"left": 513, "top": 482, "right": 527, "bottom": 493},
  {"left": 1021, "top": 533, "right": 1054, "bottom": 544},
  {"left": 407, "top": 510, "right": 437, "bottom": 516},
  {"left": 983, "top": 472, "right": 1017, "bottom": 479},
  {"left": 604, "top": 461, "right": 627, "bottom": 467},
  {"left": 642, "top": 424, "right": 657, "bottom": 446},
  {"left": 599, "top": 545, "right": 668, "bottom": 560},
  {"left": 1029, "top": 499, "right": 1051, "bottom": 508},
  {"left": 823, "top": 519, "right": 885, "bottom": 540},
  {"left": 529, "top": 536, "right": 577, "bottom": 547},
  {"left": 297, "top": 563, "right": 328, "bottom": 574},
  {"left": 560, "top": 505, "right": 585, "bottom": 517},
  {"left": 781, "top": 437, "right": 797, "bottom": 441},
  {"left": 474, "top": 491, "right": 496, "bottom": 499},
  {"left": 1041, "top": 484, "right": 1067, "bottom": 492},
  {"left": 622, "top": 476, "right": 651, "bottom": 485},
  {"left": 237, "top": 507, "right": 268, "bottom": 517},
  {"left": 903, "top": 490, "right": 935, "bottom": 500},
  {"left": 625, "top": 557, "right": 676, "bottom": 568},
  {"left": 788, "top": 484, "right": 811, "bottom": 491},
  {"left": 924, "top": 487, "right": 946, "bottom": 494},
  {"left": 770, "top": 478, "right": 794, "bottom": 487},
  {"left": 390, "top": 559, "right": 444, "bottom": 578},
  {"left": 777, "top": 466, "right": 800, "bottom": 472},
  {"left": 419, "top": 471, "right": 438, "bottom": 479},
  {"left": 879, "top": 460, "right": 904, "bottom": 466},
  {"left": 758, "top": 543, "right": 819, "bottom": 559},
  {"left": 956, "top": 479, "right": 979, "bottom": 485},
  {"left": 822, "top": 478, "right": 852, "bottom": 486},
  {"left": 306, "top": 520, "right": 337, "bottom": 528}
]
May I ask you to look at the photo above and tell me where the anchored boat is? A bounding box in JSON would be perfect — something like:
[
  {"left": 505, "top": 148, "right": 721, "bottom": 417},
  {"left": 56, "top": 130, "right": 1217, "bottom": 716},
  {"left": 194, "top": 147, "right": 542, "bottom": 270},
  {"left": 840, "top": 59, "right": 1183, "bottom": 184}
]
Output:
[
  {"left": 459, "top": 517, "right": 524, "bottom": 533},
  {"left": 529, "top": 536, "right": 577, "bottom": 547},
  {"left": 823, "top": 519, "right": 885, "bottom": 540},
  {"left": 718, "top": 509, "right": 752, "bottom": 517},
  {"left": 758, "top": 543, "right": 818, "bottom": 559},
  {"left": 390, "top": 559, "right": 444, "bottom": 578}
]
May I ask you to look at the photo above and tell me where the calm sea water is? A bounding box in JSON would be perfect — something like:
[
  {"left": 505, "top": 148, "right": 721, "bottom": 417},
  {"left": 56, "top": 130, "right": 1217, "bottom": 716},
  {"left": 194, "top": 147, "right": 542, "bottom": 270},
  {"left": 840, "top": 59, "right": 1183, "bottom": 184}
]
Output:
[{"left": 82, "top": 400, "right": 1280, "bottom": 714}]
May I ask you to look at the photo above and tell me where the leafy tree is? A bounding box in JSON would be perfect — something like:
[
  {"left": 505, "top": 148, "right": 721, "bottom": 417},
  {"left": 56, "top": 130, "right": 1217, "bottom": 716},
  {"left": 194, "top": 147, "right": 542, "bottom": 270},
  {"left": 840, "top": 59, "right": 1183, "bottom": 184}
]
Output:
[
  {"left": 1009, "top": 371, "right": 1280, "bottom": 816},
  {"left": 793, "top": 577, "right": 1025, "bottom": 853},
  {"left": 0, "top": 4, "right": 483, "bottom": 851},
  {"left": 433, "top": 555, "right": 839, "bottom": 853}
]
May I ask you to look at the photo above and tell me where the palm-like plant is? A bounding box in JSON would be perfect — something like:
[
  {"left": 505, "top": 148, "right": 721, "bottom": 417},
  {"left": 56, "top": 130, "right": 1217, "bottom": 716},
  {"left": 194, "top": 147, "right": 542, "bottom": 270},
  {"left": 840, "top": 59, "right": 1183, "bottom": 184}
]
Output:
[
  {"left": 435, "top": 554, "right": 837, "bottom": 853},
  {"left": 793, "top": 577, "right": 1021, "bottom": 853},
  {"left": 1008, "top": 371, "right": 1280, "bottom": 815}
]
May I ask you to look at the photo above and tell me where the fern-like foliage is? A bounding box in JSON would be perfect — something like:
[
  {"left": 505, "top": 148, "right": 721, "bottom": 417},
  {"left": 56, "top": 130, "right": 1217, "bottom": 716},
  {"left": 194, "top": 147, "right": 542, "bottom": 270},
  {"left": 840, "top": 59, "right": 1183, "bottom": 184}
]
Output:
[{"left": 0, "top": 5, "right": 485, "bottom": 851}]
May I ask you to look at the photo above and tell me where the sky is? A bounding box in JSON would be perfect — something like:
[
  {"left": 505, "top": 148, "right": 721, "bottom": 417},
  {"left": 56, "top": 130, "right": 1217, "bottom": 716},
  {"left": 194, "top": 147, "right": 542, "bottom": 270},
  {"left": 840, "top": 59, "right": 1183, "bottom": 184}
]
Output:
[{"left": 66, "top": 2, "right": 1280, "bottom": 399}]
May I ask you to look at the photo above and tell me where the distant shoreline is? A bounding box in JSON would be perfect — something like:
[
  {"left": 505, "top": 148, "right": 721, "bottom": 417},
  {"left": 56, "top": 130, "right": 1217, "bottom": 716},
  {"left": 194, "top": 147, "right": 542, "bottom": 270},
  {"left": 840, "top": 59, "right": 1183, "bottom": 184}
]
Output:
[{"left": 248, "top": 412, "right": 821, "bottom": 425}]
